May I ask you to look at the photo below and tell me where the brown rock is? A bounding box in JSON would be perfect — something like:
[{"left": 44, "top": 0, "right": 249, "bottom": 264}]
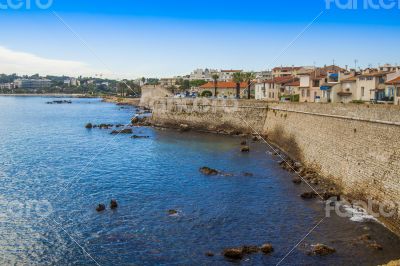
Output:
[
  {"left": 301, "top": 191, "right": 318, "bottom": 199},
  {"left": 260, "top": 243, "right": 274, "bottom": 254},
  {"left": 199, "top": 167, "right": 219, "bottom": 176},
  {"left": 368, "top": 242, "right": 383, "bottom": 250},
  {"left": 222, "top": 248, "right": 244, "bottom": 260},
  {"left": 311, "top": 244, "right": 336, "bottom": 256},
  {"left": 110, "top": 199, "right": 118, "bottom": 209},
  {"left": 242, "top": 245, "right": 260, "bottom": 254},
  {"left": 205, "top": 252, "right": 214, "bottom": 257},
  {"left": 240, "top": 140, "right": 247, "bottom": 145},
  {"left": 241, "top": 146, "right": 250, "bottom": 152},
  {"left": 292, "top": 178, "right": 302, "bottom": 184},
  {"left": 179, "top": 124, "right": 190, "bottom": 132},
  {"left": 85, "top": 123, "right": 93, "bottom": 129},
  {"left": 168, "top": 209, "right": 178, "bottom": 215},
  {"left": 96, "top": 204, "right": 106, "bottom": 212},
  {"left": 111, "top": 128, "right": 133, "bottom": 134}
]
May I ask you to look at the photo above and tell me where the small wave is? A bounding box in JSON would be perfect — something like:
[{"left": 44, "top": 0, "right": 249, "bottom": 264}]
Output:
[{"left": 343, "top": 205, "right": 378, "bottom": 223}]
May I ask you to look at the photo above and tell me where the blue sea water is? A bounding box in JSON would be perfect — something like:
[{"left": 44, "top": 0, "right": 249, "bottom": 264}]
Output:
[{"left": 0, "top": 96, "right": 399, "bottom": 265}]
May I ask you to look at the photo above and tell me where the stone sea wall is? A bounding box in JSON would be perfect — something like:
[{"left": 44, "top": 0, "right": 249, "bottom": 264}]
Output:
[{"left": 150, "top": 98, "right": 400, "bottom": 234}]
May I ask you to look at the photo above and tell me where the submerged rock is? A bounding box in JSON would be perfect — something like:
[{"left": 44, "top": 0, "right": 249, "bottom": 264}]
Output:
[
  {"left": 300, "top": 191, "right": 318, "bottom": 199},
  {"left": 111, "top": 128, "right": 133, "bottom": 134},
  {"left": 292, "top": 178, "right": 302, "bottom": 184},
  {"left": 222, "top": 248, "right": 244, "bottom": 260},
  {"left": 243, "top": 172, "right": 254, "bottom": 177},
  {"left": 179, "top": 124, "right": 190, "bottom": 132},
  {"left": 242, "top": 245, "right": 260, "bottom": 254},
  {"left": 199, "top": 167, "right": 219, "bottom": 176},
  {"left": 96, "top": 204, "right": 106, "bottom": 212},
  {"left": 205, "top": 251, "right": 214, "bottom": 257},
  {"left": 168, "top": 209, "right": 178, "bottom": 215},
  {"left": 241, "top": 146, "right": 250, "bottom": 152},
  {"left": 310, "top": 244, "right": 336, "bottom": 256},
  {"left": 240, "top": 140, "right": 247, "bottom": 146},
  {"left": 131, "top": 135, "right": 150, "bottom": 139},
  {"left": 110, "top": 199, "right": 118, "bottom": 209},
  {"left": 260, "top": 243, "right": 274, "bottom": 254},
  {"left": 368, "top": 242, "right": 383, "bottom": 250}
]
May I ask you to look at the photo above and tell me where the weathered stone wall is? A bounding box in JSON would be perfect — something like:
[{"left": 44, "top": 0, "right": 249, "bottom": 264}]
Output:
[{"left": 151, "top": 98, "right": 400, "bottom": 234}]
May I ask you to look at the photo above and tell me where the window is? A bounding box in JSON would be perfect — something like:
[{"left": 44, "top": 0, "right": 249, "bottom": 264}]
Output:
[
  {"left": 301, "top": 89, "right": 305, "bottom": 97},
  {"left": 367, "top": 77, "right": 373, "bottom": 81},
  {"left": 361, "top": 87, "right": 365, "bottom": 97},
  {"left": 307, "top": 89, "right": 310, "bottom": 97},
  {"left": 397, "top": 87, "right": 400, "bottom": 97}
]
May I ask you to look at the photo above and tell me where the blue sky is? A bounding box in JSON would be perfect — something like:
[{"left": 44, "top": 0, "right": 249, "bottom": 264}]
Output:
[{"left": 0, "top": 0, "right": 399, "bottom": 78}]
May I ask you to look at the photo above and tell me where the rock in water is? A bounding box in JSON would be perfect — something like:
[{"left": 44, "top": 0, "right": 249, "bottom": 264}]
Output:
[
  {"left": 301, "top": 191, "right": 318, "bottom": 199},
  {"left": 168, "top": 209, "right": 178, "bottom": 215},
  {"left": 199, "top": 167, "right": 219, "bottom": 176},
  {"left": 179, "top": 124, "right": 190, "bottom": 132},
  {"left": 96, "top": 204, "right": 106, "bottom": 212},
  {"left": 222, "top": 248, "right": 244, "bottom": 260},
  {"left": 110, "top": 199, "right": 118, "bottom": 209},
  {"left": 292, "top": 178, "right": 302, "bottom": 184},
  {"left": 111, "top": 128, "right": 133, "bottom": 134},
  {"left": 260, "top": 243, "right": 274, "bottom": 254},
  {"left": 240, "top": 140, "right": 247, "bottom": 145},
  {"left": 241, "top": 146, "right": 250, "bottom": 152},
  {"left": 205, "top": 252, "right": 214, "bottom": 257},
  {"left": 85, "top": 123, "right": 93, "bottom": 129},
  {"left": 380, "top": 259, "right": 400, "bottom": 266},
  {"left": 311, "top": 244, "right": 336, "bottom": 256},
  {"left": 242, "top": 245, "right": 260, "bottom": 254}
]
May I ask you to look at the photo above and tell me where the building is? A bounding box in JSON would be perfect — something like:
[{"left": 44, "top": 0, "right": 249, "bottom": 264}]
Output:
[
  {"left": 332, "top": 76, "right": 358, "bottom": 103},
  {"left": 14, "top": 79, "right": 51, "bottom": 90},
  {"left": 159, "top": 78, "right": 179, "bottom": 87},
  {"left": 356, "top": 72, "right": 389, "bottom": 102},
  {"left": 255, "top": 76, "right": 296, "bottom": 101},
  {"left": 272, "top": 66, "right": 302, "bottom": 78},
  {"left": 219, "top": 70, "right": 242, "bottom": 82},
  {"left": 198, "top": 81, "right": 248, "bottom": 98},
  {"left": 379, "top": 64, "right": 400, "bottom": 72},
  {"left": 64, "top": 77, "right": 80, "bottom": 87},
  {"left": 385, "top": 76, "right": 400, "bottom": 105},
  {"left": 189, "top": 68, "right": 218, "bottom": 81},
  {"left": 0, "top": 83, "right": 15, "bottom": 90}
]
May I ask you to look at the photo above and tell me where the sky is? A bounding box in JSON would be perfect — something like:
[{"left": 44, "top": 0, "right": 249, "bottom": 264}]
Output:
[{"left": 0, "top": 0, "right": 399, "bottom": 79}]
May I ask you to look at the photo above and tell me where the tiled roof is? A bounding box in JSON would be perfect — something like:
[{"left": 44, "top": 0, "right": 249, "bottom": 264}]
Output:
[
  {"left": 200, "top": 81, "right": 248, "bottom": 89},
  {"left": 386, "top": 76, "right": 400, "bottom": 85},
  {"left": 341, "top": 76, "right": 358, "bottom": 82},
  {"left": 359, "top": 71, "right": 392, "bottom": 78},
  {"left": 286, "top": 80, "right": 300, "bottom": 86},
  {"left": 265, "top": 76, "right": 296, "bottom": 84}
]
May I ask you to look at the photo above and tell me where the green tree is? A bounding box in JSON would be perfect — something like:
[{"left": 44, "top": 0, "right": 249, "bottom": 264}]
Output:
[
  {"left": 232, "top": 72, "right": 244, "bottom": 99},
  {"left": 212, "top": 74, "right": 219, "bottom": 97},
  {"left": 243, "top": 72, "right": 256, "bottom": 99}
]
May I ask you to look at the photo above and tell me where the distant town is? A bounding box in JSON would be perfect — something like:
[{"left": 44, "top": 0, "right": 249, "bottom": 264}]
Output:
[{"left": 1, "top": 63, "right": 400, "bottom": 105}]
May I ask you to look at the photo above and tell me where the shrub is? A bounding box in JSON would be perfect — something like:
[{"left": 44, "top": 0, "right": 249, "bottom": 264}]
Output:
[{"left": 201, "top": 90, "right": 212, "bottom": 97}]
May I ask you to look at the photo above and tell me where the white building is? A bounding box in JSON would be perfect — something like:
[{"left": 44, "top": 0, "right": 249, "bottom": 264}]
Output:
[{"left": 14, "top": 79, "right": 51, "bottom": 90}]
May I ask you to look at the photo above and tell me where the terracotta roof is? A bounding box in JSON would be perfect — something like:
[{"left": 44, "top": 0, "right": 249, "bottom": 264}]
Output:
[
  {"left": 200, "top": 81, "right": 248, "bottom": 89},
  {"left": 359, "top": 71, "right": 392, "bottom": 78},
  {"left": 265, "top": 76, "right": 296, "bottom": 84},
  {"left": 386, "top": 76, "right": 400, "bottom": 85},
  {"left": 286, "top": 80, "right": 300, "bottom": 86},
  {"left": 341, "top": 76, "right": 357, "bottom": 83}
]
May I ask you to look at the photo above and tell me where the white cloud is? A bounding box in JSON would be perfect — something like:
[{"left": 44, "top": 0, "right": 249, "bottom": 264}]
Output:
[{"left": 0, "top": 46, "right": 110, "bottom": 78}]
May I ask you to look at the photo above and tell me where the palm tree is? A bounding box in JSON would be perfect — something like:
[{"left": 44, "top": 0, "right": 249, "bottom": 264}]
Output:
[
  {"left": 212, "top": 74, "right": 219, "bottom": 97},
  {"left": 232, "top": 72, "right": 244, "bottom": 99},
  {"left": 244, "top": 72, "right": 256, "bottom": 99}
]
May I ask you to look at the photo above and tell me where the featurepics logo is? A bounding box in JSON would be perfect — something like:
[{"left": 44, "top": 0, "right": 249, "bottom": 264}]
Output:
[
  {"left": 325, "top": 0, "right": 400, "bottom": 9},
  {"left": 0, "top": 0, "right": 53, "bottom": 10}
]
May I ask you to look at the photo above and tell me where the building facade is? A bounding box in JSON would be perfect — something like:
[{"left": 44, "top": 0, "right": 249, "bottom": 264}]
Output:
[{"left": 14, "top": 79, "right": 51, "bottom": 90}]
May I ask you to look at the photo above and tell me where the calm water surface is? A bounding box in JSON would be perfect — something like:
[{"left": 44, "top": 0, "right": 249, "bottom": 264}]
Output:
[{"left": 0, "top": 96, "right": 399, "bottom": 265}]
